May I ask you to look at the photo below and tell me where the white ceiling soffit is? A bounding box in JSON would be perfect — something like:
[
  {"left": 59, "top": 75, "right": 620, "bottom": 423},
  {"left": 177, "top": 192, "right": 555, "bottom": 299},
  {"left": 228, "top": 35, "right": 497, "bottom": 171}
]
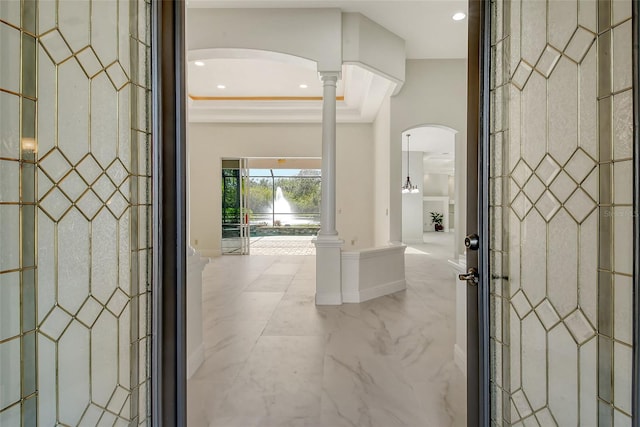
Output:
[
  {"left": 247, "top": 158, "right": 321, "bottom": 169},
  {"left": 188, "top": 63, "right": 396, "bottom": 123},
  {"left": 186, "top": 0, "right": 469, "bottom": 59}
]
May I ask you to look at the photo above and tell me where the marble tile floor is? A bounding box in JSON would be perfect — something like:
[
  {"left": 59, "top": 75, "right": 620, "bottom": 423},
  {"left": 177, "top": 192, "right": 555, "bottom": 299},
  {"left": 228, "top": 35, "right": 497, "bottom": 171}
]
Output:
[{"left": 188, "top": 232, "right": 466, "bottom": 427}]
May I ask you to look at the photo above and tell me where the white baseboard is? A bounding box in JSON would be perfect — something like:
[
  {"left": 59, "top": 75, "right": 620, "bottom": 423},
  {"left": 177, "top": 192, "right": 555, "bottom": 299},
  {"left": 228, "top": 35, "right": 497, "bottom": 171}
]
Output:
[
  {"left": 187, "top": 343, "right": 205, "bottom": 379},
  {"left": 454, "top": 343, "right": 466, "bottom": 378},
  {"left": 343, "top": 279, "right": 406, "bottom": 303},
  {"left": 315, "top": 292, "right": 343, "bottom": 306}
]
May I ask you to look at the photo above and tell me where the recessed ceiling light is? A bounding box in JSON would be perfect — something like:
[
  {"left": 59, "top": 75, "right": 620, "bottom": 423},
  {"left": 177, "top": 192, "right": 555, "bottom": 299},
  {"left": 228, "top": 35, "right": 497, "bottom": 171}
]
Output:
[
  {"left": 452, "top": 12, "right": 466, "bottom": 21},
  {"left": 194, "top": 61, "right": 205, "bottom": 66},
  {"left": 217, "top": 84, "right": 226, "bottom": 89},
  {"left": 299, "top": 84, "right": 308, "bottom": 89}
]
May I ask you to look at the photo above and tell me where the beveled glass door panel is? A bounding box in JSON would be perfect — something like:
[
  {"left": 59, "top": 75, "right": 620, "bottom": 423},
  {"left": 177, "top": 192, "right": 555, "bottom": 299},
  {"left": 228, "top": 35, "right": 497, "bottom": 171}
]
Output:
[
  {"left": 489, "top": 0, "right": 633, "bottom": 425},
  {"left": 0, "top": 0, "right": 152, "bottom": 424}
]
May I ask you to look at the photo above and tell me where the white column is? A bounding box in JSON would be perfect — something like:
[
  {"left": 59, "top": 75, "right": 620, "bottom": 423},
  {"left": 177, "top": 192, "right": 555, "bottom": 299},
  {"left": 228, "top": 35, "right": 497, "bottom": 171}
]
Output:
[
  {"left": 314, "top": 71, "right": 343, "bottom": 305},
  {"left": 319, "top": 72, "right": 339, "bottom": 236}
]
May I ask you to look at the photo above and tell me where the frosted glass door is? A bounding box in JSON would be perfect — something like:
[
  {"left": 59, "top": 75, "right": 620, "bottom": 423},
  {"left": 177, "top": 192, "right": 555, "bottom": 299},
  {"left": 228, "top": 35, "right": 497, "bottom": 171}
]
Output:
[
  {"left": 0, "top": 0, "right": 152, "bottom": 424},
  {"left": 489, "top": 0, "right": 634, "bottom": 425}
]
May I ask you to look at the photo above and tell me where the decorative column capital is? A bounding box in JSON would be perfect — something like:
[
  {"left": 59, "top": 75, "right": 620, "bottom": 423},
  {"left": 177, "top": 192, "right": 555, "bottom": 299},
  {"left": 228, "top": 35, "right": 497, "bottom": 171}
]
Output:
[{"left": 318, "top": 71, "right": 341, "bottom": 84}]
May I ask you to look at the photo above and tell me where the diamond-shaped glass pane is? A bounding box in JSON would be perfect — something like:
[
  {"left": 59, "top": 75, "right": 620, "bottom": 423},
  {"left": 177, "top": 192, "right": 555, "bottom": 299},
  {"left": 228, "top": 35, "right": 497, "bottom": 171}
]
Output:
[
  {"left": 536, "top": 45, "right": 561, "bottom": 77},
  {"left": 59, "top": 170, "right": 88, "bottom": 202},
  {"left": 107, "top": 191, "right": 128, "bottom": 219},
  {"left": 512, "top": 61, "right": 533, "bottom": 90},
  {"left": 40, "top": 307, "right": 72, "bottom": 340},
  {"left": 107, "top": 289, "right": 128, "bottom": 316},
  {"left": 565, "top": 149, "right": 596, "bottom": 183},
  {"left": 512, "top": 291, "right": 533, "bottom": 318},
  {"left": 106, "top": 62, "right": 128, "bottom": 90},
  {"left": 523, "top": 175, "right": 545, "bottom": 202},
  {"left": 549, "top": 171, "right": 577, "bottom": 203},
  {"left": 40, "top": 187, "right": 72, "bottom": 221},
  {"left": 535, "top": 155, "right": 561, "bottom": 185},
  {"left": 511, "top": 192, "right": 533, "bottom": 220},
  {"left": 564, "top": 310, "right": 595, "bottom": 344},
  {"left": 77, "top": 190, "right": 102, "bottom": 220},
  {"left": 76, "top": 47, "right": 103, "bottom": 78},
  {"left": 536, "top": 299, "right": 560, "bottom": 330},
  {"left": 565, "top": 188, "right": 596, "bottom": 223},
  {"left": 107, "top": 159, "right": 128, "bottom": 186},
  {"left": 93, "top": 175, "right": 116, "bottom": 202},
  {"left": 565, "top": 27, "right": 596, "bottom": 63},
  {"left": 536, "top": 191, "right": 560, "bottom": 221},
  {"left": 40, "top": 149, "right": 72, "bottom": 182},
  {"left": 77, "top": 296, "right": 103, "bottom": 328},
  {"left": 39, "top": 29, "right": 72, "bottom": 64},
  {"left": 512, "top": 160, "right": 533, "bottom": 187},
  {"left": 76, "top": 156, "right": 103, "bottom": 184}
]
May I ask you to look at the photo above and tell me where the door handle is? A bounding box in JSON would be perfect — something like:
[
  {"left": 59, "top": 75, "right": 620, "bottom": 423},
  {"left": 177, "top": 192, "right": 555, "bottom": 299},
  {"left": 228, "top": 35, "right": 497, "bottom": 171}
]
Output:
[
  {"left": 458, "top": 267, "right": 479, "bottom": 285},
  {"left": 465, "top": 234, "right": 480, "bottom": 251}
]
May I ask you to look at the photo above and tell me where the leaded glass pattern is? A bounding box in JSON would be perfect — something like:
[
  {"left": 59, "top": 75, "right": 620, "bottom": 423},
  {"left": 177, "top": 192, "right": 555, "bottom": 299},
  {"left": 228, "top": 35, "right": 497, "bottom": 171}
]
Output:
[
  {"left": 490, "top": 0, "right": 633, "bottom": 425},
  {"left": 1, "top": 0, "right": 152, "bottom": 424}
]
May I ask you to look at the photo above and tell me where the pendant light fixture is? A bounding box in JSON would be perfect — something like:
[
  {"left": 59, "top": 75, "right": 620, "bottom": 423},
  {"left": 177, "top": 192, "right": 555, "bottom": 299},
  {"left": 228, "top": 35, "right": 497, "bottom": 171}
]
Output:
[{"left": 402, "top": 133, "right": 420, "bottom": 194}]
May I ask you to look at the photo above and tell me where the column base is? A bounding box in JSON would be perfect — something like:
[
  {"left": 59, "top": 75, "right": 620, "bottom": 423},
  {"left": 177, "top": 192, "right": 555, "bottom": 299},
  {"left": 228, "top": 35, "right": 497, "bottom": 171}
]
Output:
[
  {"left": 312, "top": 235, "right": 343, "bottom": 306},
  {"left": 315, "top": 291, "right": 343, "bottom": 305}
]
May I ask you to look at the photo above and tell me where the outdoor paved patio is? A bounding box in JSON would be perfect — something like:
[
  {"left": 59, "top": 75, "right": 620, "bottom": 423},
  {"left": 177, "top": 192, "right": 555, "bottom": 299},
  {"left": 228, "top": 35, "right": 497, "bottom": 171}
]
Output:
[{"left": 249, "top": 236, "right": 316, "bottom": 255}]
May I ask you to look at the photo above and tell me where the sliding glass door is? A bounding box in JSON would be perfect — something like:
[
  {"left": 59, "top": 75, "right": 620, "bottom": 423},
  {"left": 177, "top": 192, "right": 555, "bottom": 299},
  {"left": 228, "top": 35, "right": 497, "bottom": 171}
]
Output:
[{"left": 221, "top": 159, "right": 250, "bottom": 254}]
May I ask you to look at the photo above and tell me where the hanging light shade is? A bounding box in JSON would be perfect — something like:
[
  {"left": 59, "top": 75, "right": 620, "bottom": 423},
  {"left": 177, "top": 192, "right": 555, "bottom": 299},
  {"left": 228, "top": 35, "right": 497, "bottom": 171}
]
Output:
[{"left": 401, "top": 134, "right": 420, "bottom": 194}]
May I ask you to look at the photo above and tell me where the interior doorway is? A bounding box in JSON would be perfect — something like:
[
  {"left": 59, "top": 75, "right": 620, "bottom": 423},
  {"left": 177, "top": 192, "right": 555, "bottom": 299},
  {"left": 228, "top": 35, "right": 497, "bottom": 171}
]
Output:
[
  {"left": 219, "top": 158, "right": 322, "bottom": 255},
  {"left": 400, "top": 125, "right": 465, "bottom": 258}
]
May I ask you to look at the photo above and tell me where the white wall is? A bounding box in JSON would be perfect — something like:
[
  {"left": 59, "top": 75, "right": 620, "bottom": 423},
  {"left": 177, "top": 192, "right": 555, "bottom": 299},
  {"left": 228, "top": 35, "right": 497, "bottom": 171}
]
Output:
[
  {"left": 423, "top": 173, "right": 450, "bottom": 197},
  {"left": 401, "top": 151, "right": 424, "bottom": 243},
  {"left": 189, "top": 123, "right": 374, "bottom": 256},
  {"left": 390, "top": 59, "right": 467, "bottom": 256},
  {"left": 448, "top": 175, "right": 455, "bottom": 198},
  {"left": 373, "top": 95, "right": 391, "bottom": 246}
]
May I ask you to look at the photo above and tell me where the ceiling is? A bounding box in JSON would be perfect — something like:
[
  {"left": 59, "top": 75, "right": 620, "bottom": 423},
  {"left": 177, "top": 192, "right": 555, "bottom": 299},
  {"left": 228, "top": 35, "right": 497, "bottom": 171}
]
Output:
[
  {"left": 188, "top": 63, "right": 396, "bottom": 123},
  {"left": 188, "top": 58, "right": 345, "bottom": 98},
  {"left": 186, "top": 0, "right": 469, "bottom": 59},
  {"left": 186, "top": 1, "right": 468, "bottom": 123}
]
